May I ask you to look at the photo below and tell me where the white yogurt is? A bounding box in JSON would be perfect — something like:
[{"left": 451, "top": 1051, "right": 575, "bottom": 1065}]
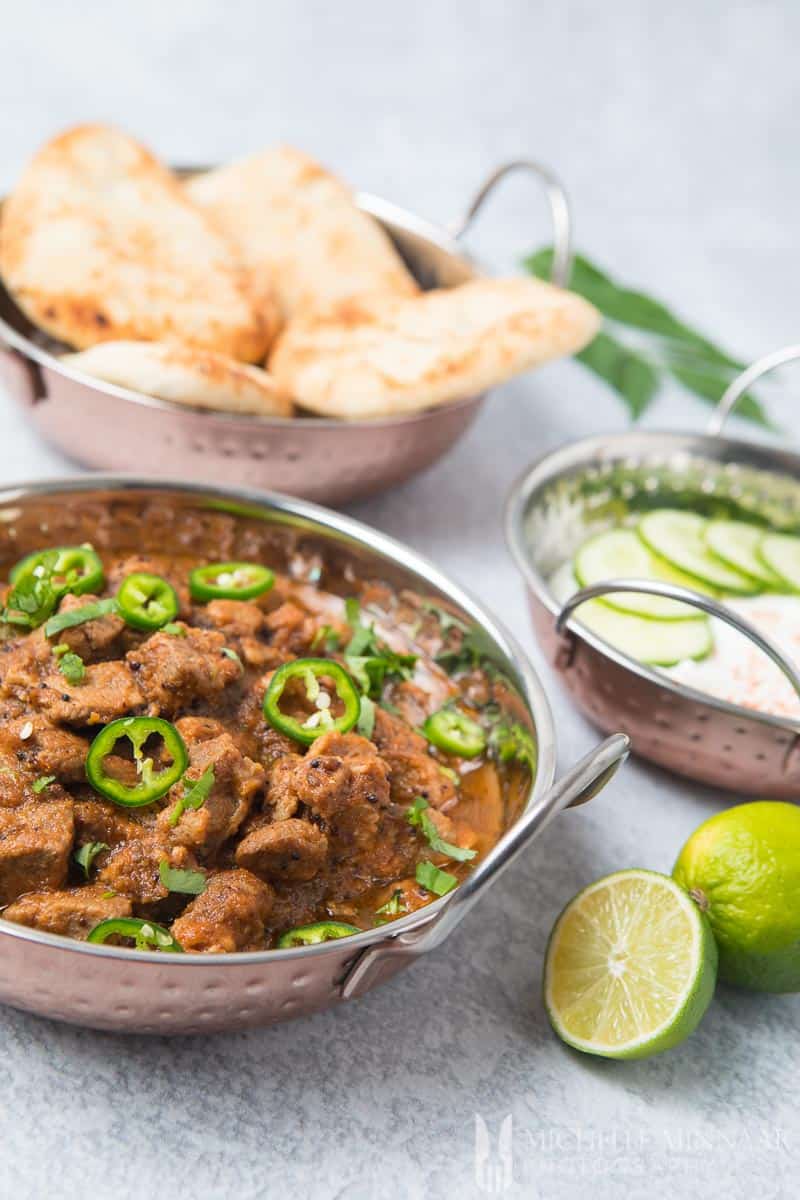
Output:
[{"left": 663, "top": 595, "right": 800, "bottom": 720}]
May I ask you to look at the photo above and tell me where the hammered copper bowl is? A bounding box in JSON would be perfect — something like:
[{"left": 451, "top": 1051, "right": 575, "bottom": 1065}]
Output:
[
  {"left": 506, "top": 426, "right": 800, "bottom": 798},
  {"left": 0, "top": 161, "right": 572, "bottom": 506},
  {"left": 0, "top": 477, "right": 626, "bottom": 1034}
]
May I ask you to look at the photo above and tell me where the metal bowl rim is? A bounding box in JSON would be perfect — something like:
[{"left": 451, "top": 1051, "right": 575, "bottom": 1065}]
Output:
[
  {"left": 0, "top": 472, "right": 556, "bottom": 965},
  {"left": 505, "top": 427, "right": 800, "bottom": 737},
  {"left": 0, "top": 186, "right": 487, "bottom": 432}
]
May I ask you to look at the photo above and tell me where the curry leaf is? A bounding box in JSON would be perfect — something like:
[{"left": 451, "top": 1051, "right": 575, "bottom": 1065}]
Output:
[{"left": 525, "top": 247, "right": 771, "bottom": 425}]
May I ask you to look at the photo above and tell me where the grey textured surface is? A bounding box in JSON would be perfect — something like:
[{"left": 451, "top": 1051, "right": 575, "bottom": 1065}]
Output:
[{"left": 0, "top": 2, "right": 799, "bottom": 1197}]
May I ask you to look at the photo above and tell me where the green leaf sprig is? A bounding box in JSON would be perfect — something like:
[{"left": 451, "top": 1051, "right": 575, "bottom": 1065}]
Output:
[{"left": 526, "top": 248, "right": 771, "bottom": 425}]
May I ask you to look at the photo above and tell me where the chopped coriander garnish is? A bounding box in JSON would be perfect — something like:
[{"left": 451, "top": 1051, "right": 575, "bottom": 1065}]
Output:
[
  {"left": 52, "top": 643, "right": 70, "bottom": 657},
  {"left": 168, "top": 764, "right": 215, "bottom": 828},
  {"left": 416, "top": 860, "right": 458, "bottom": 896},
  {"left": 74, "top": 841, "right": 109, "bottom": 878},
  {"left": 310, "top": 624, "right": 341, "bottom": 652},
  {"left": 1, "top": 558, "right": 58, "bottom": 629},
  {"left": 158, "top": 860, "right": 207, "bottom": 895},
  {"left": 375, "top": 889, "right": 406, "bottom": 917},
  {"left": 486, "top": 709, "right": 537, "bottom": 773},
  {"left": 32, "top": 774, "right": 56, "bottom": 794},
  {"left": 356, "top": 694, "right": 376, "bottom": 739},
  {"left": 343, "top": 598, "right": 417, "bottom": 699},
  {"left": 162, "top": 622, "right": 186, "bottom": 637},
  {"left": 407, "top": 797, "right": 476, "bottom": 862},
  {"left": 419, "top": 600, "right": 469, "bottom": 635},
  {"left": 44, "top": 597, "right": 118, "bottom": 638},
  {"left": 58, "top": 651, "right": 85, "bottom": 685},
  {"left": 435, "top": 629, "right": 484, "bottom": 674},
  {"left": 221, "top": 646, "right": 243, "bottom": 670}
]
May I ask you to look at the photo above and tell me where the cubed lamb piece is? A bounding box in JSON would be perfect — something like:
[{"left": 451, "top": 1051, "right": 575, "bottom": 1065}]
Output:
[
  {"left": 53, "top": 592, "right": 125, "bottom": 661},
  {"left": 266, "top": 753, "right": 305, "bottom": 820},
  {"left": 171, "top": 869, "right": 273, "bottom": 953},
  {"left": 74, "top": 798, "right": 147, "bottom": 848},
  {"left": 202, "top": 599, "right": 265, "bottom": 639},
  {"left": 380, "top": 749, "right": 457, "bottom": 812},
  {"left": 4, "top": 716, "right": 89, "bottom": 782},
  {"left": 97, "top": 835, "right": 195, "bottom": 905},
  {"left": 235, "top": 818, "right": 328, "bottom": 882},
  {"left": 278, "top": 732, "right": 392, "bottom": 858},
  {"left": 34, "top": 661, "right": 143, "bottom": 725},
  {"left": 0, "top": 629, "right": 52, "bottom": 695},
  {"left": 4, "top": 884, "right": 132, "bottom": 939},
  {"left": 371, "top": 710, "right": 457, "bottom": 810},
  {"left": 264, "top": 602, "right": 316, "bottom": 656},
  {"left": 126, "top": 627, "right": 241, "bottom": 717},
  {"left": 372, "top": 707, "right": 428, "bottom": 756},
  {"left": 159, "top": 730, "right": 264, "bottom": 857},
  {"left": 0, "top": 797, "right": 74, "bottom": 905}
]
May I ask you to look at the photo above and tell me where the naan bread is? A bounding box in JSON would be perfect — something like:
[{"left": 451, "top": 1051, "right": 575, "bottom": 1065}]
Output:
[
  {"left": 62, "top": 341, "right": 293, "bottom": 417},
  {"left": 186, "top": 146, "right": 418, "bottom": 320},
  {"left": 0, "top": 125, "right": 274, "bottom": 360},
  {"left": 268, "top": 277, "right": 600, "bottom": 419}
]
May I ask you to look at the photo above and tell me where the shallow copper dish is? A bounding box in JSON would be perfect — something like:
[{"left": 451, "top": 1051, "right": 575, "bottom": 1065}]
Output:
[
  {"left": 0, "top": 477, "right": 626, "bottom": 1033},
  {"left": 506, "top": 350, "right": 800, "bottom": 798},
  {"left": 0, "top": 161, "right": 571, "bottom": 506}
]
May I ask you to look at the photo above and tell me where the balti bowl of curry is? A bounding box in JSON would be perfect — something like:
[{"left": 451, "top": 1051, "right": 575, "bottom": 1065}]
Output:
[{"left": 0, "top": 479, "right": 626, "bottom": 1032}]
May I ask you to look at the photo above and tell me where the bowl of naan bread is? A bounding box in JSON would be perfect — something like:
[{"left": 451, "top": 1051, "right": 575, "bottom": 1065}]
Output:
[{"left": 0, "top": 125, "right": 598, "bottom": 503}]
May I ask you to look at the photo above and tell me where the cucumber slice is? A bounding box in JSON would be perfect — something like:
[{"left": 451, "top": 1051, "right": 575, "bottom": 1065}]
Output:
[
  {"left": 548, "top": 563, "right": 712, "bottom": 666},
  {"left": 638, "top": 510, "right": 759, "bottom": 595},
  {"left": 705, "top": 520, "right": 783, "bottom": 588},
  {"left": 759, "top": 533, "right": 800, "bottom": 591},
  {"left": 574, "top": 529, "right": 707, "bottom": 620}
]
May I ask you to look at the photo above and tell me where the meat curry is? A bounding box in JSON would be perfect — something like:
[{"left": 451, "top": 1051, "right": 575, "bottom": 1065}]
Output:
[{"left": 0, "top": 507, "right": 534, "bottom": 954}]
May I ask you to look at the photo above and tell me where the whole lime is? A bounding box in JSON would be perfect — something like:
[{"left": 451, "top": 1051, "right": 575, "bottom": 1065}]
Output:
[{"left": 673, "top": 801, "right": 800, "bottom": 992}]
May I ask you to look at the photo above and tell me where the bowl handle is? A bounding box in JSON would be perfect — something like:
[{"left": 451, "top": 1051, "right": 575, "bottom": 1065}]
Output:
[
  {"left": 706, "top": 343, "right": 800, "bottom": 435},
  {"left": 556, "top": 577, "right": 800, "bottom": 710},
  {"left": 447, "top": 159, "right": 573, "bottom": 286},
  {"left": 340, "top": 732, "right": 629, "bottom": 1001}
]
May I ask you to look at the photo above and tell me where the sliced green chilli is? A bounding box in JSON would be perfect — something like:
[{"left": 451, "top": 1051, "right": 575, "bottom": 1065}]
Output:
[
  {"left": 277, "top": 921, "right": 360, "bottom": 948},
  {"left": 10, "top": 545, "right": 104, "bottom": 597},
  {"left": 262, "top": 657, "right": 361, "bottom": 746},
  {"left": 189, "top": 561, "right": 275, "bottom": 602},
  {"left": 85, "top": 716, "right": 188, "bottom": 807},
  {"left": 117, "top": 572, "right": 179, "bottom": 631},
  {"left": 423, "top": 706, "right": 486, "bottom": 758},
  {"left": 87, "top": 917, "right": 183, "bottom": 952}
]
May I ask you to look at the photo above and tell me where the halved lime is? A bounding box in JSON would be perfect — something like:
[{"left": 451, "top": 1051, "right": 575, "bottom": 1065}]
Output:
[
  {"left": 544, "top": 869, "right": 718, "bottom": 1060},
  {"left": 574, "top": 528, "right": 708, "bottom": 620},
  {"left": 638, "top": 510, "right": 759, "bottom": 595}
]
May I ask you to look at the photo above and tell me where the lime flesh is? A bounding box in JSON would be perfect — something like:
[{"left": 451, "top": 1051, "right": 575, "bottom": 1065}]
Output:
[
  {"left": 673, "top": 801, "right": 800, "bottom": 992},
  {"left": 544, "top": 869, "right": 717, "bottom": 1059}
]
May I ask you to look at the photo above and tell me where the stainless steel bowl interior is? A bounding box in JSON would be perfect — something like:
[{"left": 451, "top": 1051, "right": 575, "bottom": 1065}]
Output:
[
  {"left": 0, "top": 478, "right": 554, "bottom": 989},
  {"left": 506, "top": 428, "right": 800, "bottom": 735}
]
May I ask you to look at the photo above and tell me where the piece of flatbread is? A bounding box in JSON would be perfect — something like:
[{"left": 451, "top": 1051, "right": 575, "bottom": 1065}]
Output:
[
  {"left": 186, "top": 146, "right": 419, "bottom": 321},
  {"left": 268, "top": 277, "right": 600, "bottom": 419},
  {"left": 61, "top": 341, "right": 293, "bottom": 417},
  {"left": 0, "top": 125, "right": 274, "bottom": 360}
]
